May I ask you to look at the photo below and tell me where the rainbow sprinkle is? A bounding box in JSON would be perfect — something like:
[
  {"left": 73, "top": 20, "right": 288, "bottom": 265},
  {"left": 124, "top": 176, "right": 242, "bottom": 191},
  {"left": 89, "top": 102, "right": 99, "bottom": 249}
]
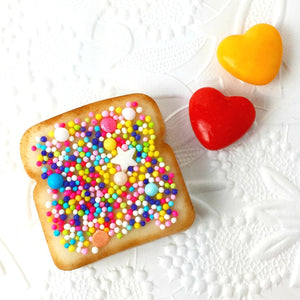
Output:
[{"left": 31, "top": 101, "right": 178, "bottom": 255}]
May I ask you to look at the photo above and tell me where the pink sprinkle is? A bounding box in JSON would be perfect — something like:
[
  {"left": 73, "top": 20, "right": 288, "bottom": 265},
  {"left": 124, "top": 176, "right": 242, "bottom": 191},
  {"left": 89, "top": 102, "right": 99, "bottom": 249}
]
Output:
[
  {"left": 169, "top": 173, "right": 174, "bottom": 178},
  {"left": 138, "top": 188, "right": 144, "bottom": 194},
  {"left": 132, "top": 101, "right": 138, "bottom": 107},
  {"left": 148, "top": 209, "right": 154, "bottom": 215},
  {"left": 165, "top": 221, "right": 171, "bottom": 227},
  {"left": 155, "top": 220, "right": 161, "bottom": 226},
  {"left": 139, "top": 114, "right": 145, "bottom": 121},
  {"left": 59, "top": 123, "right": 65, "bottom": 128},
  {"left": 88, "top": 126, "right": 94, "bottom": 132},
  {"left": 45, "top": 141, "right": 52, "bottom": 147},
  {"left": 145, "top": 156, "right": 151, "bottom": 162},
  {"left": 171, "top": 195, "right": 176, "bottom": 200},
  {"left": 81, "top": 121, "right": 87, "bottom": 127},
  {"left": 109, "top": 230, "right": 115, "bottom": 236},
  {"left": 82, "top": 225, "right": 88, "bottom": 232},
  {"left": 133, "top": 166, "right": 139, "bottom": 172},
  {"left": 113, "top": 115, "right": 118, "bottom": 120},
  {"left": 133, "top": 192, "right": 139, "bottom": 198},
  {"left": 75, "top": 118, "right": 80, "bottom": 124},
  {"left": 116, "top": 165, "right": 121, "bottom": 172},
  {"left": 133, "top": 183, "right": 138, "bottom": 188},
  {"left": 31, "top": 145, "right": 37, "bottom": 151},
  {"left": 110, "top": 223, "right": 116, "bottom": 229},
  {"left": 36, "top": 161, "right": 42, "bottom": 166},
  {"left": 121, "top": 144, "right": 128, "bottom": 151},
  {"left": 159, "top": 167, "right": 165, "bottom": 173},
  {"left": 75, "top": 132, "right": 80, "bottom": 138},
  {"left": 95, "top": 223, "right": 100, "bottom": 228},
  {"left": 91, "top": 118, "right": 98, "bottom": 125},
  {"left": 125, "top": 214, "right": 131, "bottom": 221},
  {"left": 89, "top": 112, "right": 94, "bottom": 118},
  {"left": 143, "top": 137, "right": 148, "bottom": 142},
  {"left": 81, "top": 248, "right": 88, "bottom": 255},
  {"left": 102, "top": 110, "right": 109, "bottom": 117},
  {"left": 80, "top": 132, "right": 85, "bottom": 138},
  {"left": 154, "top": 212, "right": 160, "bottom": 219},
  {"left": 155, "top": 177, "right": 160, "bottom": 182},
  {"left": 109, "top": 111, "right": 114, "bottom": 117},
  {"left": 172, "top": 210, "right": 178, "bottom": 217},
  {"left": 126, "top": 101, "right": 131, "bottom": 107},
  {"left": 100, "top": 117, "right": 117, "bottom": 133}
]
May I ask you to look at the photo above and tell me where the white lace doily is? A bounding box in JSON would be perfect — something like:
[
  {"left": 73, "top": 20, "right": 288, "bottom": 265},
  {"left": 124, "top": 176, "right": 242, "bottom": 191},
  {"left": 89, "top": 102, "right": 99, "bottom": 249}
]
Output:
[{"left": 1, "top": 0, "right": 300, "bottom": 299}]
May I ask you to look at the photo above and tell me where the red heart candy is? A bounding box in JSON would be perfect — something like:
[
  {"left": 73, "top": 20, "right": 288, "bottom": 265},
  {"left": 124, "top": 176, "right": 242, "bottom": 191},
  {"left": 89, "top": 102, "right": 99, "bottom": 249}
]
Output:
[{"left": 189, "top": 87, "right": 256, "bottom": 150}]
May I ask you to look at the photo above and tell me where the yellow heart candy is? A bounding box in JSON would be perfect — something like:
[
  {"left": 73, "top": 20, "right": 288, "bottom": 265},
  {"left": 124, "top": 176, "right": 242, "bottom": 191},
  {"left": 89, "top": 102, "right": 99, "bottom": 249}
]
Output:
[{"left": 217, "top": 23, "right": 283, "bottom": 85}]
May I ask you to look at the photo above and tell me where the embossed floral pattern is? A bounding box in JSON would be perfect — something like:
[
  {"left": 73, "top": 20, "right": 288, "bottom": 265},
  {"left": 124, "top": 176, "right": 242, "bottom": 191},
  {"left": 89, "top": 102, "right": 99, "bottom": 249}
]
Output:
[{"left": 1, "top": 0, "right": 299, "bottom": 299}]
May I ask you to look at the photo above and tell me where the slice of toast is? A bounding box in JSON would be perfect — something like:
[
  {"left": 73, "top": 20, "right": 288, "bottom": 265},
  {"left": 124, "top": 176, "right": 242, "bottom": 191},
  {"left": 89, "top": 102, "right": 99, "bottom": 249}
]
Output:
[{"left": 20, "top": 93, "right": 195, "bottom": 270}]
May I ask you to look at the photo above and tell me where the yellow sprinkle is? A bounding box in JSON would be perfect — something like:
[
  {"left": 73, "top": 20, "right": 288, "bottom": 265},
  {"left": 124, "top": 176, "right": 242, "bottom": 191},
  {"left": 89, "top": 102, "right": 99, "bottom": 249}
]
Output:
[
  {"left": 116, "top": 189, "right": 122, "bottom": 195},
  {"left": 103, "top": 173, "right": 110, "bottom": 179},
  {"left": 95, "top": 113, "right": 102, "bottom": 120},
  {"left": 117, "top": 123, "right": 123, "bottom": 129},
  {"left": 104, "top": 227, "right": 109, "bottom": 233},
  {"left": 163, "top": 204, "right": 169, "bottom": 210},
  {"left": 47, "top": 217, "right": 53, "bottom": 223},
  {"left": 108, "top": 187, "right": 114, "bottom": 195},
  {"left": 145, "top": 116, "right": 151, "bottom": 122},
  {"left": 142, "top": 128, "right": 149, "bottom": 135},
  {"left": 89, "top": 227, "right": 95, "bottom": 234},
  {"left": 83, "top": 241, "right": 90, "bottom": 247},
  {"left": 129, "top": 136, "right": 135, "bottom": 142},
  {"left": 37, "top": 154, "right": 43, "bottom": 161},
  {"left": 78, "top": 140, "right": 85, "bottom": 147},
  {"left": 134, "top": 223, "right": 141, "bottom": 229},
  {"left": 68, "top": 121, "right": 75, "bottom": 128},
  {"left": 149, "top": 145, "right": 155, "bottom": 151},
  {"left": 159, "top": 210, "right": 166, "bottom": 216},
  {"left": 109, "top": 168, "right": 116, "bottom": 175},
  {"left": 148, "top": 139, "right": 154, "bottom": 145},
  {"left": 66, "top": 208, "right": 72, "bottom": 215},
  {"left": 60, "top": 238, "right": 66, "bottom": 245},
  {"left": 98, "top": 217, "right": 104, "bottom": 224},
  {"left": 156, "top": 193, "right": 163, "bottom": 200},
  {"left": 145, "top": 162, "right": 151, "bottom": 168},
  {"left": 152, "top": 171, "right": 159, "bottom": 177},
  {"left": 138, "top": 174, "right": 145, "bottom": 181},
  {"left": 125, "top": 120, "right": 132, "bottom": 127},
  {"left": 148, "top": 151, "right": 154, "bottom": 157},
  {"left": 116, "top": 212, "right": 123, "bottom": 219},
  {"left": 111, "top": 149, "right": 117, "bottom": 156},
  {"left": 149, "top": 129, "right": 154, "bottom": 134},
  {"left": 104, "top": 138, "right": 117, "bottom": 151},
  {"left": 129, "top": 177, "right": 136, "bottom": 183},
  {"left": 104, "top": 179, "right": 110, "bottom": 185},
  {"left": 159, "top": 216, "right": 164, "bottom": 222},
  {"left": 132, "top": 172, "right": 138, "bottom": 177},
  {"left": 139, "top": 166, "right": 146, "bottom": 173},
  {"left": 68, "top": 199, "right": 76, "bottom": 205},
  {"left": 127, "top": 127, "right": 133, "bottom": 133},
  {"left": 69, "top": 128, "right": 75, "bottom": 135},
  {"left": 48, "top": 131, "right": 54, "bottom": 137},
  {"left": 116, "top": 107, "right": 122, "bottom": 114},
  {"left": 75, "top": 195, "right": 81, "bottom": 201},
  {"left": 154, "top": 151, "right": 160, "bottom": 157},
  {"left": 68, "top": 245, "right": 76, "bottom": 252}
]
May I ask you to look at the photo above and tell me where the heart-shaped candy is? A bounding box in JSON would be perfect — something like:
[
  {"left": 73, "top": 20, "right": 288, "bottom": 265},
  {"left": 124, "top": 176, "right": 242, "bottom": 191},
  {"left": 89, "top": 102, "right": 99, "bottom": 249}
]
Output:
[
  {"left": 189, "top": 87, "right": 256, "bottom": 150},
  {"left": 217, "top": 23, "right": 282, "bottom": 85}
]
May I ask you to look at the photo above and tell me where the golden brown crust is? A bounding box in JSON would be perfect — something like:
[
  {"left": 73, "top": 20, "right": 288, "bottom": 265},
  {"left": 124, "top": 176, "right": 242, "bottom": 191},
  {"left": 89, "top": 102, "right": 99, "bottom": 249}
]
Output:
[{"left": 20, "top": 93, "right": 195, "bottom": 270}]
